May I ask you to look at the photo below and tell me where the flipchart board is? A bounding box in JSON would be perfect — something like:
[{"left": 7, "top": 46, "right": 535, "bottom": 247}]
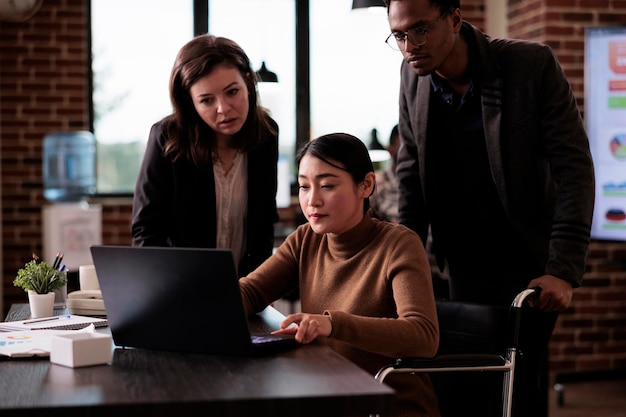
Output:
[{"left": 42, "top": 202, "right": 102, "bottom": 271}]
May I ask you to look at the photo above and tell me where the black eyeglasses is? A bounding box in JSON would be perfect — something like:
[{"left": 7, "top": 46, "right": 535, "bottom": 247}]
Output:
[{"left": 385, "top": 12, "right": 449, "bottom": 51}]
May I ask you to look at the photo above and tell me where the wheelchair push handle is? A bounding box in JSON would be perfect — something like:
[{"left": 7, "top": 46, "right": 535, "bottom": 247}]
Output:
[
  {"left": 509, "top": 286, "right": 541, "bottom": 348},
  {"left": 512, "top": 286, "right": 541, "bottom": 309}
]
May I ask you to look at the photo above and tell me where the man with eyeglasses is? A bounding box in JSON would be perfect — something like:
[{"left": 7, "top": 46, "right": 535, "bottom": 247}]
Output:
[{"left": 383, "top": 1, "right": 595, "bottom": 417}]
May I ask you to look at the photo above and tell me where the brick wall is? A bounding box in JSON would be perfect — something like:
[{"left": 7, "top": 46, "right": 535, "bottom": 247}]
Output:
[
  {"left": 552, "top": 242, "right": 626, "bottom": 376},
  {"left": 1, "top": 0, "right": 625, "bottom": 378},
  {"left": 507, "top": 0, "right": 626, "bottom": 379},
  {"left": 462, "top": 0, "right": 486, "bottom": 30},
  {"left": 1, "top": 0, "right": 97, "bottom": 311}
]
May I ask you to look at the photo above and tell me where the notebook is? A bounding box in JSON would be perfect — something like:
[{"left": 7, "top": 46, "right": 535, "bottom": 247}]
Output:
[
  {"left": 0, "top": 315, "right": 108, "bottom": 332},
  {"left": 90, "top": 245, "right": 298, "bottom": 356}
]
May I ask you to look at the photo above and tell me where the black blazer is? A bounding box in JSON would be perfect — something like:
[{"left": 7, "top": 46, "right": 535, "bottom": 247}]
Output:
[
  {"left": 131, "top": 118, "right": 279, "bottom": 276},
  {"left": 396, "top": 22, "right": 595, "bottom": 287}
]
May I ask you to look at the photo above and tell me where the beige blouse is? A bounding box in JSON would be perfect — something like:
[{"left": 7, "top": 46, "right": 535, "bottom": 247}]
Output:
[{"left": 213, "top": 151, "right": 248, "bottom": 271}]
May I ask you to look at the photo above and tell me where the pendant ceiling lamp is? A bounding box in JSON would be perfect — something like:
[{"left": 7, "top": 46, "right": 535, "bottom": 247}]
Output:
[
  {"left": 256, "top": 61, "right": 278, "bottom": 83},
  {"left": 351, "top": 0, "right": 386, "bottom": 9},
  {"left": 368, "top": 128, "right": 385, "bottom": 150}
]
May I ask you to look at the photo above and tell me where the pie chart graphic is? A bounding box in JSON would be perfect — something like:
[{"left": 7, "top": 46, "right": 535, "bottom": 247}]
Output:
[
  {"left": 610, "top": 133, "right": 626, "bottom": 159},
  {"left": 605, "top": 208, "right": 626, "bottom": 222}
]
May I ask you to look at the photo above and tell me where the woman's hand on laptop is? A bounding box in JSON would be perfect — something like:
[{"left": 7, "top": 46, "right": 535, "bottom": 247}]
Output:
[{"left": 272, "top": 313, "right": 332, "bottom": 344}]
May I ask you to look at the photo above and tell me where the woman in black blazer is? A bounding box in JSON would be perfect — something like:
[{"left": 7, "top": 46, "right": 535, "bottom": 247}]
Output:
[{"left": 132, "top": 34, "right": 279, "bottom": 276}]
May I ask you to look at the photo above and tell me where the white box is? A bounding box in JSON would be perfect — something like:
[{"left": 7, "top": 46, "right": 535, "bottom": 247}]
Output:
[{"left": 50, "top": 332, "right": 112, "bottom": 368}]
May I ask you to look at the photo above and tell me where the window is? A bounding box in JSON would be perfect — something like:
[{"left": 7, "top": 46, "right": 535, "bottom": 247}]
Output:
[
  {"left": 208, "top": 0, "right": 296, "bottom": 206},
  {"left": 309, "top": 1, "right": 401, "bottom": 145},
  {"left": 91, "top": 0, "right": 400, "bottom": 195},
  {"left": 91, "top": 0, "right": 193, "bottom": 194}
]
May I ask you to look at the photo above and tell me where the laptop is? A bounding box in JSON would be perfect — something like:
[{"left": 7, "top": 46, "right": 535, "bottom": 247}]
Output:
[{"left": 90, "top": 245, "right": 298, "bottom": 356}]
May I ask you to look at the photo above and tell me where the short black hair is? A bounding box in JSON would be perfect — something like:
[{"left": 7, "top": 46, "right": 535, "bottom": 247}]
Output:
[{"left": 384, "top": 0, "right": 461, "bottom": 15}]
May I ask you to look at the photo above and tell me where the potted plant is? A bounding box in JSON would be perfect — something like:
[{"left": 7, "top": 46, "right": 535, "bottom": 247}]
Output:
[{"left": 14, "top": 256, "right": 68, "bottom": 318}]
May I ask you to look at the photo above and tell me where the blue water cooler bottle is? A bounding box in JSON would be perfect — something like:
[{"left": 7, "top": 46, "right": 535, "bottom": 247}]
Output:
[{"left": 42, "top": 131, "right": 96, "bottom": 202}]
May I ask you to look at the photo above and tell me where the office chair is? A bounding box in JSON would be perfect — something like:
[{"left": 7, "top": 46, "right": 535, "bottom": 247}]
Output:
[{"left": 373, "top": 288, "right": 538, "bottom": 417}]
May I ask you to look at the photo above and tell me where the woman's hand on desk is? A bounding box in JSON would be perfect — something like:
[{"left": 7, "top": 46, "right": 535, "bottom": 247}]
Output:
[{"left": 272, "top": 313, "right": 333, "bottom": 344}]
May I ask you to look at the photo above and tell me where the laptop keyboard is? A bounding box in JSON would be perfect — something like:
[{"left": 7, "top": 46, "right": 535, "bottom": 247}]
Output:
[{"left": 251, "top": 333, "right": 294, "bottom": 345}]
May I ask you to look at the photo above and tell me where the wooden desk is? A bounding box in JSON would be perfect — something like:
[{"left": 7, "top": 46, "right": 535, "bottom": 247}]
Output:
[{"left": 1, "top": 304, "right": 395, "bottom": 417}]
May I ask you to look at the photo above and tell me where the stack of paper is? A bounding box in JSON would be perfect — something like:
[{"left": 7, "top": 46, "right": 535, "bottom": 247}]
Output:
[{"left": 0, "top": 325, "right": 98, "bottom": 358}]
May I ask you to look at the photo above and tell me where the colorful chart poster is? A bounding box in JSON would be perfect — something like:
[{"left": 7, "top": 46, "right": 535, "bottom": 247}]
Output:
[{"left": 585, "top": 27, "right": 626, "bottom": 241}]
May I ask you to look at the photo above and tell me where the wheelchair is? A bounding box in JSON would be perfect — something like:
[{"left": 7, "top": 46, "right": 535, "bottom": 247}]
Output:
[{"left": 373, "top": 288, "right": 539, "bottom": 417}]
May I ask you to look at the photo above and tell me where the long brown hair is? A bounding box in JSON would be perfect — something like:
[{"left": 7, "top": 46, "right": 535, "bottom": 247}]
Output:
[{"left": 163, "top": 34, "right": 276, "bottom": 167}]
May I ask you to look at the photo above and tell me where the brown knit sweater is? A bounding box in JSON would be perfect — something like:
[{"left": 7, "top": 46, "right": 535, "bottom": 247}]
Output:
[{"left": 240, "top": 211, "right": 441, "bottom": 417}]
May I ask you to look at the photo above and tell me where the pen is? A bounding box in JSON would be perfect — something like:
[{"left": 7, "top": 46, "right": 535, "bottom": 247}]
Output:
[
  {"left": 52, "top": 252, "right": 63, "bottom": 270},
  {"left": 23, "top": 315, "right": 69, "bottom": 325}
]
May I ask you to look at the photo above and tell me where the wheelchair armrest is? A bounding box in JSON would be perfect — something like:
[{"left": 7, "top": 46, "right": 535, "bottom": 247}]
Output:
[
  {"left": 375, "top": 353, "right": 511, "bottom": 381},
  {"left": 394, "top": 354, "right": 506, "bottom": 369}
]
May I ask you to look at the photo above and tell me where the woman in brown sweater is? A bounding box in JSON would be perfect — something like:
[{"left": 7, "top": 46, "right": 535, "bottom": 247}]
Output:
[{"left": 239, "top": 132, "right": 441, "bottom": 417}]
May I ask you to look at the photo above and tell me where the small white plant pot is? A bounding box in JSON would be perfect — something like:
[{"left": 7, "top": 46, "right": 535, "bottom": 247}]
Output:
[{"left": 28, "top": 290, "right": 56, "bottom": 318}]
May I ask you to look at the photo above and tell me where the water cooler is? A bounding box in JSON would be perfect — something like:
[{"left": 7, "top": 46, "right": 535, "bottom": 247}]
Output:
[{"left": 42, "top": 131, "right": 101, "bottom": 271}]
